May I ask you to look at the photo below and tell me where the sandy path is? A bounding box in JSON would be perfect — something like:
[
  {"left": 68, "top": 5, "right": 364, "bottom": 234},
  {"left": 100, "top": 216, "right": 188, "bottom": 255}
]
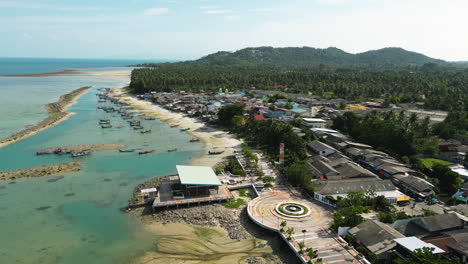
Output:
[{"left": 109, "top": 86, "right": 242, "bottom": 167}]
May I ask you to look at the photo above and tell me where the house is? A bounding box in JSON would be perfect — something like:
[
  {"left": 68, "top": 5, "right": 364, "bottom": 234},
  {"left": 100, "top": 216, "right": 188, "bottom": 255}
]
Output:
[
  {"left": 393, "top": 237, "right": 445, "bottom": 259},
  {"left": 302, "top": 118, "right": 326, "bottom": 129},
  {"left": 450, "top": 164, "right": 468, "bottom": 180},
  {"left": 313, "top": 178, "right": 408, "bottom": 206},
  {"left": 307, "top": 141, "right": 337, "bottom": 156},
  {"left": 393, "top": 213, "right": 464, "bottom": 238},
  {"left": 308, "top": 155, "right": 375, "bottom": 180},
  {"left": 452, "top": 182, "right": 468, "bottom": 203},
  {"left": 392, "top": 174, "right": 434, "bottom": 199},
  {"left": 348, "top": 220, "right": 405, "bottom": 260},
  {"left": 140, "top": 188, "right": 158, "bottom": 202}
]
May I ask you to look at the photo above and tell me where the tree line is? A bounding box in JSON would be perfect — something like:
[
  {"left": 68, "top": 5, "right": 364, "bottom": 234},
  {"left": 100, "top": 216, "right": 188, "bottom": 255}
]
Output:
[{"left": 130, "top": 64, "right": 468, "bottom": 111}]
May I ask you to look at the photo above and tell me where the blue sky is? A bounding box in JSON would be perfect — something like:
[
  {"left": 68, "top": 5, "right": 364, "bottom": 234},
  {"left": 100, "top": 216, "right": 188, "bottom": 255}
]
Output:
[{"left": 2, "top": 0, "right": 468, "bottom": 61}]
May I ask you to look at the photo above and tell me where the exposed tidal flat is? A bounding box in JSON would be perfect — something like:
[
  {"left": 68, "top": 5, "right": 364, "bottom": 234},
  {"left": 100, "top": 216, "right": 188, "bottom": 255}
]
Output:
[
  {"left": 0, "top": 61, "right": 285, "bottom": 264},
  {"left": 0, "top": 65, "right": 200, "bottom": 263}
]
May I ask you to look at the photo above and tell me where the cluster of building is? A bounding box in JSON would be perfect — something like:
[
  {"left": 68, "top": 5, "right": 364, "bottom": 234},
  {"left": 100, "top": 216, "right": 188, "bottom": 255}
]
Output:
[
  {"left": 306, "top": 130, "right": 435, "bottom": 206},
  {"left": 347, "top": 213, "right": 468, "bottom": 263},
  {"left": 138, "top": 90, "right": 342, "bottom": 123}
]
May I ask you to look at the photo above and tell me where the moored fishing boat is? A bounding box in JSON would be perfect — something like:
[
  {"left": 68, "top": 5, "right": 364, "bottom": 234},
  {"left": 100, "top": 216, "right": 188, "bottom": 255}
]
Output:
[
  {"left": 71, "top": 149, "right": 92, "bottom": 157},
  {"left": 209, "top": 150, "right": 224, "bottom": 155},
  {"left": 167, "top": 148, "right": 178, "bottom": 152},
  {"left": 140, "top": 129, "right": 152, "bottom": 134},
  {"left": 170, "top": 124, "right": 179, "bottom": 128},
  {"left": 180, "top": 128, "right": 190, "bottom": 131},
  {"left": 119, "top": 149, "right": 136, "bottom": 152},
  {"left": 190, "top": 137, "right": 200, "bottom": 142},
  {"left": 36, "top": 150, "right": 52, "bottom": 155},
  {"left": 138, "top": 149, "right": 155, "bottom": 155},
  {"left": 133, "top": 126, "right": 144, "bottom": 130},
  {"left": 101, "top": 124, "right": 112, "bottom": 128},
  {"left": 144, "top": 117, "right": 156, "bottom": 120}
]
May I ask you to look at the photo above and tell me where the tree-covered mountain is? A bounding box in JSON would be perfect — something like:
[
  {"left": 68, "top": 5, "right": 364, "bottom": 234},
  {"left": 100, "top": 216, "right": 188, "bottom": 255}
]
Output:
[
  {"left": 140, "top": 46, "right": 447, "bottom": 69},
  {"left": 130, "top": 46, "right": 468, "bottom": 112}
]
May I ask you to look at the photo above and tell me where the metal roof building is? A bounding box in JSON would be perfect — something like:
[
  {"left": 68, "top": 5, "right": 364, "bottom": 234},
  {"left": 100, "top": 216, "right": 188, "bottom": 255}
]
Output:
[{"left": 176, "top": 165, "right": 221, "bottom": 186}]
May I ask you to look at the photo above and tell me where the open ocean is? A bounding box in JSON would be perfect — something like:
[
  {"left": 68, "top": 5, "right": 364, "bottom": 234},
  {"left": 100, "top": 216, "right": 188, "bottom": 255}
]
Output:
[{"left": 0, "top": 58, "right": 201, "bottom": 264}]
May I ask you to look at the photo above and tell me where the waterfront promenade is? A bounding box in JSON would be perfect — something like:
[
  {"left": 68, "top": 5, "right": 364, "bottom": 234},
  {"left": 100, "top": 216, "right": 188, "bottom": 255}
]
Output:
[{"left": 248, "top": 186, "right": 362, "bottom": 264}]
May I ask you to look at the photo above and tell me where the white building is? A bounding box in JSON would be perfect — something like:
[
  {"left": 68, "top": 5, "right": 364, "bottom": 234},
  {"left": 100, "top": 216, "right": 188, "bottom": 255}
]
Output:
[{"left": 302, "top": 118, "right": 326, "bottom": 129}]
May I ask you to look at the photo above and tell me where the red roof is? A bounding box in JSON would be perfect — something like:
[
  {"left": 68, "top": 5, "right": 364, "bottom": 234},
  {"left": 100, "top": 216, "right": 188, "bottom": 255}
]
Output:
[
  {"left": 273, "top": 85, "right": 288, "bottom": 89},
  {"left": 254, "top": 115, "right": 265, "bottom": 120}
]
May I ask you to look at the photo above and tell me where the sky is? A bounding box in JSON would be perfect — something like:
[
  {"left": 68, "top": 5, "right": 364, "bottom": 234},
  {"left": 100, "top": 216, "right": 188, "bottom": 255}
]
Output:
[{"left": 2, "top": 0, "right": 468, "bottom": 61}]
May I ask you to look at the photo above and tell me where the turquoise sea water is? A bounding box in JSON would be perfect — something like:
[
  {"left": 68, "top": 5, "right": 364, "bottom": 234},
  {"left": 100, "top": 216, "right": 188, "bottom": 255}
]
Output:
[
  {"left": 0, "top": 59, "right": 202, "bottom": 263},
  {"left": 0, "top": 58, "right": 159, "bottom": 75}
]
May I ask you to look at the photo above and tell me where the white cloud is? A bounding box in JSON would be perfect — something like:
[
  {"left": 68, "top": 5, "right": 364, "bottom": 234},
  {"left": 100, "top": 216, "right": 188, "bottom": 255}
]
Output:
[
  {"left": 144, "top": 8, "right": 169, "bottom": 16},
  {"left": 204, "top": 9, "right": 232, "bottom": 14}
]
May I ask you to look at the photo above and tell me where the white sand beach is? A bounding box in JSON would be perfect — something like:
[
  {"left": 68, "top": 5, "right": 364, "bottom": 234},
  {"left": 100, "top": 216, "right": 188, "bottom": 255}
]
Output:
[{"left": 109, "top": 85, "right": 243, "bottom": 167}]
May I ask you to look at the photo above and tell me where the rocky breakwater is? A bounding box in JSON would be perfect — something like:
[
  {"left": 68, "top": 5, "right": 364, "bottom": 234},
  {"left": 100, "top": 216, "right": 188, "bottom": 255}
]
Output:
[
  {"left": 0, "top": 86, "right": 92, "bottom": 147},
  {"left": 153, "top": 204, "right": 249, "bottom": 240},
  {"left": 0, "top": 161, "right": 82, "bottom": 181}
]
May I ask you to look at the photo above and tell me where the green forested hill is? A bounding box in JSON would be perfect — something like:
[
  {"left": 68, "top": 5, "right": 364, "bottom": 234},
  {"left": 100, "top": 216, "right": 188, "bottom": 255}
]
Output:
[
  {"left": 194, "top": 47, "right": 445, "bottom": 68},
  {"left": 140, "top": 46, "right": 446, "bottom": 69},
  {"left": 130, "top": 46, "right": 468, "bottom": 111}
]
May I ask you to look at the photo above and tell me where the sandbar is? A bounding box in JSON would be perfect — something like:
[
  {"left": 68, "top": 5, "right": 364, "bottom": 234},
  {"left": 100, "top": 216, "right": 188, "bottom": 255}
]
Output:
[
  {"left": 0, "top": 86, "right": 92, "bottom": 148},
  {"left": 0, "top": 161, "right": 82, "bottom": 181}
]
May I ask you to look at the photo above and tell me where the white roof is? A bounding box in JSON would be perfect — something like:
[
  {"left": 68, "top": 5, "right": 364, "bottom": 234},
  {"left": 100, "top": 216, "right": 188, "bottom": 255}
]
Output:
[
  {"left": 141, "top": 188, "right": 157, "bottom": 193},
  {"left": 394, "top": 236, "right": 444, "bottom": 254},
  {"left": 450, "top": 165, "right": 468, "bottom": 179},
  {"left": 302, "top": 118, "right": 326, "bottom": 123},
  {"left": 311, "top": 128, "right": 339, "bottom": 133},
  {"left": 176, "top": 165, "right": 221, "bottom": 186}
]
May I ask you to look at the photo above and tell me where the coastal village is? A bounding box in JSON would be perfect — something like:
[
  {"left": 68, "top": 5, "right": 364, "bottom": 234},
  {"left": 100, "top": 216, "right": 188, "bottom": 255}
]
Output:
[{"left": 111, "top": 87, "right": 468, "bottom": 264}]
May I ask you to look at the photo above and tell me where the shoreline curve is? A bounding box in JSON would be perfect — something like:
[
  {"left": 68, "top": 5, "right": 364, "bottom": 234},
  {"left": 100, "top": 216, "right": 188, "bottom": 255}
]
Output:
[{"left": 0, "top": 86, "right": 92, "bottom": 148}]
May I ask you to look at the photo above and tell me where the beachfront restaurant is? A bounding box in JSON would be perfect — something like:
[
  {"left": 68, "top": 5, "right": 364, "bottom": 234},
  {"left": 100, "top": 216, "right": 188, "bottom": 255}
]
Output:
[{"left": 175, "top": 165, "right": 222, "bottom": 197}]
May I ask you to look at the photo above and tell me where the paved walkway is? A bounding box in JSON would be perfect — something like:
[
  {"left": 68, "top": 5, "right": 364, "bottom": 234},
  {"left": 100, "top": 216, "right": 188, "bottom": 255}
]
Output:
[{"left": 247, "top": 188, "right": 361, "bottom": 264}]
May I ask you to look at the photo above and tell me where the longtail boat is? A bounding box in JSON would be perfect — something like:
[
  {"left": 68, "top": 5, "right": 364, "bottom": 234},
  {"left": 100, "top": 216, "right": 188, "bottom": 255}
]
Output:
[
  {"left": 170, "top": 124, "right": 179, "bottom": 128},
  {"left": 190, "top": 137, "right": 200, "bottom": 142},
  {"left": 138, "top": 149, "right": 155, "bottom": 155},
  {"left": 167, "top": 148, "right": 178, "bottom": 152},
  {"left": 209, "top": 150, "right": 224, "bottom": 155},
  {"left": 140, "top": 129, "right": 152, "bottom": 134},
  {"left": 101, "top": 124, "right": 112, "bottom": 128},
  {"left": 119, "top": 149, "right": 135, "bottom": 153},
  {"left": 133, "top": 126, "right": 144, "bottom": 130},
  {"left": 71, "top": 150, "right": 92, "bottom": 158},
  {"left": 180, "top": 128, "right": 190, "bottom": 131},
  {"left": 36, "top": 151, "right": 51, "bottom": 155}
]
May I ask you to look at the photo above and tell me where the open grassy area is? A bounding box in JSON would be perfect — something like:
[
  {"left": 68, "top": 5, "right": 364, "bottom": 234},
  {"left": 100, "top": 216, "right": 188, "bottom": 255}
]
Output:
[
  {"left": 419, "top": 158, "right": 453, "bottom": 169},
  {"left": 237, "top": 188, "right": 252, "bottom": 198},
  {"left": 222, "top": 198, "right": 246, "bottom": 209}
]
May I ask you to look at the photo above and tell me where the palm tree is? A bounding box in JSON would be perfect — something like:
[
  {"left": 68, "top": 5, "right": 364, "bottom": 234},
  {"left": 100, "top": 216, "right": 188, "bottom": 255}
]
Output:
[
  {"left": 298, "top": 242, "right": 305, "bottom": 254},
  {"left": 286, "top": 227, "right": 295, "bottom": 240},
  {"left": 307, "top": 248, "right": 317, "bottom": 259},
  {"left": 280, "top": 220, "right": 287, "bottom": 232}
]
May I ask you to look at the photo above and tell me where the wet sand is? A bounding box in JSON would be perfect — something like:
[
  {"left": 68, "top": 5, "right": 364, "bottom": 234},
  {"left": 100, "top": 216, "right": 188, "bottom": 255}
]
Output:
[
  {"left": 109, "top": 85, "right": 243, "bottom": 167},
  {"left": 0, "top": 86, "right": 92, "bottom": 148},
  {"left": 0, "top": 161, "right": 82, "bottom": 181}
]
